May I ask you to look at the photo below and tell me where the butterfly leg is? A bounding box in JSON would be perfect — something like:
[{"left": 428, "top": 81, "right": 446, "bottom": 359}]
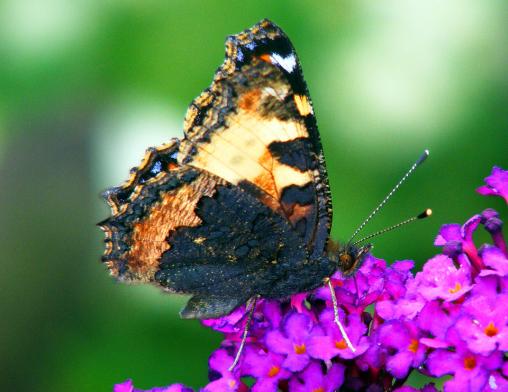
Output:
[
  {"left": 325, "top": 278, "right": 356, "bottom": 353},
  {"left": 228, "top": 295, "right": 259, "bottom": 371}
]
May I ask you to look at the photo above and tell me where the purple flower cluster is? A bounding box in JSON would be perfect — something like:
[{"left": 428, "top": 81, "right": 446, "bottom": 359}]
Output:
[{"left": 115, "top": 166, "right": 508, "bottom": 392}]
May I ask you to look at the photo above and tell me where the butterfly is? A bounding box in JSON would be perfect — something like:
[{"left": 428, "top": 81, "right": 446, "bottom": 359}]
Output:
[{"left": 99, "top": 19, "right": 373, "bottom": 321}]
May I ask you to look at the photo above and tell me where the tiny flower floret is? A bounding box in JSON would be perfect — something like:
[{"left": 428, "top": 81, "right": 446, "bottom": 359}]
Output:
[
  {"left": 484, "top": 321, "right": 499, "bottom": 337},
  {"left": 464, "top": 356, "right": 477, "bottom": 370},
  {"left": 294, "top": 343, "right": 306, "bottom": 354},
  {"left": 448, "top": 282, "right": 462, "bottom": 294},
  {"left": 408, "top": 339, "right": 419, "bottom": 353},
  {"left": 335, "top": 339, "right": 348, "bottom": 350},
  {"left": 268, "top": 365, "right": 280, "bottom": 377}
]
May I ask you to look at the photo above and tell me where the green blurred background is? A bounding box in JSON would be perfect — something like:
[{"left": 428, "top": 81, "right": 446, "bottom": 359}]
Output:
[{"left": 1, "top": 1, "right": 507, "bottom": 390}]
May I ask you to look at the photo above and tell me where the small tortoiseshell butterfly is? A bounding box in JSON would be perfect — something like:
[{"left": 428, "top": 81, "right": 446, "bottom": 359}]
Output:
[{"left": 99, "top": 19, "right": 391, "bottom": 320}]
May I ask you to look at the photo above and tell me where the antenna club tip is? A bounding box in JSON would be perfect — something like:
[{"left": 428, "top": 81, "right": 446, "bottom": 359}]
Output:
[
  {"left": 418, "top": 208, "right": 432, "bottom": 219},
  {"left": 416, "top": 150, "right": 430, "bottom": 166}
]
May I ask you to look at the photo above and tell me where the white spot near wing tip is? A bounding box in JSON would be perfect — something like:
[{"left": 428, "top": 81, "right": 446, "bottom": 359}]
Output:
[
  {"left": 263, "top": 87, "right": 279, "bottom": 98},
  {"left": 271, "top": 53, "right": 297, "bottom": 73}
]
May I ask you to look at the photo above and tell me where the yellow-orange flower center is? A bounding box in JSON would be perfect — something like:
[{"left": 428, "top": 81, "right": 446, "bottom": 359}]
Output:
[
  {"left": 268, "top": 365, "right": 280, "bottom": 377},
  {"left": 312, "top": 388, "right": 325, "bottom": 392},
  {"left": 449, "top": 282, "right": 462, "bottom": 294},
  {"left": 408, "top": 339, "right": 419, "bottom": 353},
  {"left": 335, "top": 339, "right": 348, "bottom": 350},
  {"left": 464, "top": 356, "right": 477, "bottom": 370},
  {"left": 484, "top": 321, "right": 499, "bottom": 337},
  {"left": 228, "top": 379, "right": 236, "bottom": 388},
  {"left": 294, "top": 343, "right": 306, "bottom": 354}
]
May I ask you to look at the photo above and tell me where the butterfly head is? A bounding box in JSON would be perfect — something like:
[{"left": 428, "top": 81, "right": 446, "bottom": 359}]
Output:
[
  {"left": 338, "top": 243, "right": 372, "bottom": 275},
  {"left": 327, "top": 241, "right": 371, "bottom": 276}
]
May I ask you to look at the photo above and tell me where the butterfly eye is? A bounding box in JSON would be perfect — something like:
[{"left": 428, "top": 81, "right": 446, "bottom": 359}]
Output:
[
  {"left": 338, "top": 244, "right": 371, "bottom": 275},
  {"left": 338, "top": 252, "right": 356, "bottom": 275}
]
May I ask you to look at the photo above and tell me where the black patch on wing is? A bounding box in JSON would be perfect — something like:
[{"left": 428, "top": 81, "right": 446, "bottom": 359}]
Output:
[
  {"left": 281, "top": 183, "right": 315, "bottom": 206},
  {"left": 259, "top": 93, "right": 299, "bottom": 121},
  {"left": 154, "top": 185, "right": 332, "bottom": 309},
  {"left": 268, "top": 138, "right": 311, "bottom": 172}
]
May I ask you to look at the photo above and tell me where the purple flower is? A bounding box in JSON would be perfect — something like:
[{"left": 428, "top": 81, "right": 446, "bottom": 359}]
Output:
[
  {"left": 241, "top": 346, "right": 291, "bottom": 391},
  {"left": 315, "top": 254, "right": 386, "bottom": 314},
  {"left": 427, "top": 328, "right": 503, "bottom": 392},
  {"left": 202, "top": 305, "right": 247, "bottom": 334},
  {"left": 376, "top": 270, "right": 425, "bottom": 321},
  {"left": 114, "top": 380, "right": 193, "bottom": 392},
  {"left": 288, "top": 361, "right": 345, "bottom": 392},
  {"left": 378, "top": 320, "right": 426, "bottom": 378},
  {"left": 383, "top": 260, "right": 415, "bottom": 300},
  {"left": 454, "top": 289, "right": 508, "bottom": 355},
  {"left": 414, "top": 254, "right": 473, "bottom": 302},
  {"left": 394, "top": 385, "right": 438, "bottom": 392},
  {"left": 114, "top": 166, "right": 508, "bottom": 392},
  {"left": 203, "top": 349, "right": 246, "bottom": 392},
  {"left": 264, "top": 312, "right": 318, "bottom": 372},
  {"left": 434, "top": 215, "right": 484, "bottom": 271},
  {"left": 307, "top": 309, "right": 369, "bottom": 361},
  {"left": 481, "top": 209, "right": 508, "bottom": 256},
  {"left": 479, "top": 244, "right": 508, "bottom": 277},
  {"left": 417, "top": 300, "right": 454, "bottom": 346},
  {"left": 477, "top": 166, "right": 508, "bottom": 203}
]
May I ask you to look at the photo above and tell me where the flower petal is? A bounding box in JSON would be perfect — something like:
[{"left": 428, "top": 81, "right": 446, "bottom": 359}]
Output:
[
  {"left": 476, "top": 166, "right": 508, "bottom": 203},
  {"left": 265, "top": 330, "right": 292, "bottom": 354},
  {"left": 386, "top": 351, "right": 413, "bottom": 378},
  {"left": 283, "top": 312, "right": 312, "bottom": 341},
  {"left": 114, "top": 380, "right": 134, "bottom": 392},
  {"left": 480, "top": 245, "right": 508, "bottom": 276}
]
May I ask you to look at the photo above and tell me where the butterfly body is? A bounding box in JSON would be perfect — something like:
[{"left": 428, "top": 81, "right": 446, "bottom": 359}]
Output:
[{"left": 100, "top": 19, "right": 366, "bottom": 319}]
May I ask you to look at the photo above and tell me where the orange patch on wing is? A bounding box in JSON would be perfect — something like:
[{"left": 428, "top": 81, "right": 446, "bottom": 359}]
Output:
[
  {"left": 238, "top": 89, "right": 261, "bottom": 111},
  {"left": 125, "top": 172, "right": 221, "bottom": 282},
  {"left": 259, "top": 53, "right": 272, "bottom": 63},
  {"left": 288, "top": 203, "right": 314, "bottom": 225}
]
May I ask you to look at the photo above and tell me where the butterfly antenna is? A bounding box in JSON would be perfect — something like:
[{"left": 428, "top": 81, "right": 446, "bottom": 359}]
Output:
[
  {"left": 348, "top": 149, "right": 429, "bottom": 245},
  {"left": 352, "top": 208, "right": 432, "bottom": 246}
]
